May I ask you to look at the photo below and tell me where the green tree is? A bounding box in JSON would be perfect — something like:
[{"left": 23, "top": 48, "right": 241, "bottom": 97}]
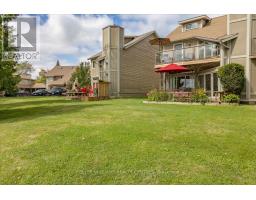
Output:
[
  {"left": 70, "top": 62, "right": 91, "bottom": 88},
  {"left": 217, "top": 63, "right": 245, "bottom": 95},
  {"left": 36, "top": 69, "right": 46, "bottom": 83},
  {"left": 16, "top": 61, "right": 34, "bottom": 75},
  {"left": 0, "top": 14, "right": 20, "bottom": 96}
]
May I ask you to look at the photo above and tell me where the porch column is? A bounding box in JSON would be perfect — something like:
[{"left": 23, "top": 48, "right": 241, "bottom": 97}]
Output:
[
  {"left": 245, "top": 14, "right": 252, "bottom": 100},
  {"left": 211, "top": 73, "right": 214, "bottom": 97},
  {"left": 220, "top": 45, "right": 225, "bottom": 66},
  {"left": 163, "top": 72, "right": 166, "bottom": 91}
]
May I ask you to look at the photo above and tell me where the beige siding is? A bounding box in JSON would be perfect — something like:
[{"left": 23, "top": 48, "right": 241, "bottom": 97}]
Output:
[
  {"left": 251, "top": 18, "right": 256, "bottom": 55},
  {"left": 90, "top": 61, "right": 99, "bottom": 77},
  {"left": 120, "top": 34, "right": 160, "bottom": 96},
  {"left": 251, "top": 60, "right": 256, "bottom": 98},
  {"left": 103, "top": 28, "right": 109, "bottom": 50},
  {"left": 101, "top": 26, "right": 124, "bottom": 96},
  {"left": 167, "top": 15, "right": 227, "bottom": 42},
  {"left": 229, "top": 14, "right": 247, "bottom": 21},
  {"left": 230, "top": 57, "right": 246, "bottom": 66},
  {"left": 230, "top": 20, "right": 247, "bottom": 56}
]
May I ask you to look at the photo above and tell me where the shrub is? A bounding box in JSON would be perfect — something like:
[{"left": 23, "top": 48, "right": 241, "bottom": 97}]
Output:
[
  {"left": 191, "top": 88, "right": 208, "bottom": 105},
  {"left": 223, "top": 94, "right": 240, "bottom": 104},
  {"left": 217, "top": 63, "right": 245, "bottom": 95},
  {"left": 147, "top": 89, "right": 171, "bottom": 101}
]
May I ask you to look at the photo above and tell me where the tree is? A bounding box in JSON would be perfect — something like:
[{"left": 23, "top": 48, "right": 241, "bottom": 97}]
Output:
[
  {"left": 0, "top": 14, "right": 20, "bottom": 96},
  {"left": 217, "top": 63, "right": 245, "bottom": 95},
  {"left": 16, "top": 61, "right": 34, "bottom": 75},
  {"left": 69, "top": 62, "right": 91, "bottom": 88},
  {"left": 36, "top": 69, "right": 47, "bottom": 83}
]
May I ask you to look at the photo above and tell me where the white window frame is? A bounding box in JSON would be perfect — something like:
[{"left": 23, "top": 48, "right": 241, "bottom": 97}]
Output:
[
  {"left": 184, "top": 22, "right": 200, "bottom": 31},
  {"left": 199, "top": 71, "right": 221, "bottom": 98},
  {"left": 174, "top": 43, "right": 183, "bottom": 61}
]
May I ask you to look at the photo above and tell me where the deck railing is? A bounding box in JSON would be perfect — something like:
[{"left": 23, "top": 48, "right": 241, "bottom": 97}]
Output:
[{"left": 156, "top": 44, "right": 220, "bottom": 65}]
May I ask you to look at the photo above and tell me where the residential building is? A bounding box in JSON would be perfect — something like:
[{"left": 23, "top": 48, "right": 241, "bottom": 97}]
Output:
[
  {"left": 17, "top": 74, "right": 35, "bottom": 91},
  {"left": 154, "top": 14, "right": 256, "bottom": 103},
  {"left": 32, "top": 83, "right": 46, "bottom": 91},
  {"left": 88, "top": 25, "right": 160, "bottom": 97},
  {"left": 45, "top": 60, "right": 77, "bottom": 89},
  {"left": 17, "top": 74, "right": 46, "bottom": 92}
]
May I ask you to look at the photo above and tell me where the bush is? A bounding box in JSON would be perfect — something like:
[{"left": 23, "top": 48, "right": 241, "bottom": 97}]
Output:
[
  {"left": 191, "top": 88, "right": 208, "bottom": 105},
  {"left": 217, "top": 63, "right": 245, "bottom": 95},
  {"left": 147, "top": 89, "right": 172, "bottom": 101},
  {"left": 223, "top": 94, "right": 240, "bottom": 104}
]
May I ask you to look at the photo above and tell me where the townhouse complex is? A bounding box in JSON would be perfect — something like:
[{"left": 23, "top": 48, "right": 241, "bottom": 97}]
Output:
[
  {"left": 88, "top": 25, "right": 159, "bottom": 97},
  {"left": 87, "top": 14, "right": 256, "bottom": 102},
  {"left": 154, "top": 14, "right": 256, "bottom": 103},
  {"left": 45, "top": 60, "right": 77, "bottom": 90}
]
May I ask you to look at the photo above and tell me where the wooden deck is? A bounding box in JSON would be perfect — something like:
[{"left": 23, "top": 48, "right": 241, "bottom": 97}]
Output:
[{"left": 154, "top": 57, "right": 220, "bottom": 69}]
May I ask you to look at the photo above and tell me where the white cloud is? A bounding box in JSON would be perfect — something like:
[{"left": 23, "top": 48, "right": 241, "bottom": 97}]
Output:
[
  {"left": 120, "top": 14, "right": 182, "bottom": 36},
  {"left": 30, "top": 14, "right": 223, "bottom": 78},
  {"left": 31, "top": 14, "right": 113, "bottom": 78},
  {"left": 119, "top": 14, "right": 223, "bottom": 37}
]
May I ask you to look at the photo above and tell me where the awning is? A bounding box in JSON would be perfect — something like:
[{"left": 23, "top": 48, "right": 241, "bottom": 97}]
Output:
[{"left": 155, "top": 64, "right": 189, "bottom": 73}]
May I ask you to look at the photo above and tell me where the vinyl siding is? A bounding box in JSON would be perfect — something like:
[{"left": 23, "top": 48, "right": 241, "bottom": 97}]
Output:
[
  {"left": 120, "top": 34, "right": 160, "bottom": 96},
  {"left": 251, "top": 60, "right": 256, "bottom": 98},
  {"left": 230, "top": 20, "right": 247, "bottom": 56}
]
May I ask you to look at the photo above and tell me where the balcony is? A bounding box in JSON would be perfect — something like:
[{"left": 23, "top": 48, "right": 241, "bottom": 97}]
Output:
[{"left": 155, "top": 44, "right": 220, "bottom": 66}]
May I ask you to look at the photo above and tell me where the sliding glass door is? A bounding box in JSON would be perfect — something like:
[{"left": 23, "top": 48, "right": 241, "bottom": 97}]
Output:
[
  {"left": 205, "top": 74, "right": 211, "bottom": 96},
  {"left": 197, "top": 72, "right": 220, "bottom": 97}
]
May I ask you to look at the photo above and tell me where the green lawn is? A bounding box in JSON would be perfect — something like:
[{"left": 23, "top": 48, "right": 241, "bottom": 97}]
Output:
[{"left": 0, "top": 97, "right": 256, "bottom": 184}]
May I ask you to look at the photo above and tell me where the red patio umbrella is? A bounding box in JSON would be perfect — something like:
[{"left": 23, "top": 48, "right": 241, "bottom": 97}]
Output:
[{"left": 155, "top": 63, "right": 189, "bottom": 73}]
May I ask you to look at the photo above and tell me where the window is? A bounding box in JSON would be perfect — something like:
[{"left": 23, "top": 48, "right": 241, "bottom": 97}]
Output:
[
  {"left": 213, "top": 73, "right": 218, "bottom": 92},
  {"left": 92, "top": 61, "right": 95, "bottom": 68},
  {"left": 199, "top": 45, "right": 205, "bottom": 59},
  {"left": 185, "top": 22, "right": 199, "bottom": 31},
  {"left": 175, "top": 76, "right": 194, "bottom": 90},
  {"left": 174, "top": 44, "right": 183, "bottom": 62},
  {"left": 205, "top": 44, "right": 212, "bottom": 57},
  {"left": 205, "top": 74, "right": 211, "bottom": 96},
  {"left": 185, "top": 76, "right": 195, "bottom": 89},
  {"left": 174, "top": 44, "right": 182, "bottom": 50},
  {"left": 198, "top": 75, "right": 204, "bottom": 89},
  {"left": 197, "top": 72, "right": 220, "bottom": 97},
  {"left": 99, "top": 60, "right": 104, "bottom": 68},
  {"left": 177, "top": 76, "right": 185, "bottom": 89}
]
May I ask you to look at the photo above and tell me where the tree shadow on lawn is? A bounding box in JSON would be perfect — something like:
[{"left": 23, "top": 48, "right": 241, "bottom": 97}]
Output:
[
  {"left": 0, "top": 103, "right": 108, "bottom": 123},
  {"left": 0, "top": 98, "right": 75, "bottom": 108}
]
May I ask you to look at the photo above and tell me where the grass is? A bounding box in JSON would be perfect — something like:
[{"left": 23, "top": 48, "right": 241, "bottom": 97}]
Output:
[{"left": 0, "top": 96, "right": 256, "bottom": 184}]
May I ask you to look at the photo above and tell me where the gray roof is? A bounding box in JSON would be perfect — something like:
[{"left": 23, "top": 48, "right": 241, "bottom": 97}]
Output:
[
  {"left": 87, "top": 51, "right": 102, "bottom": 60},
  {"left": 123, "top": 31, "right": 156, "bottom": 49},
  {"left": 218, "top": 33, "right": 239, "bottom": 43}
]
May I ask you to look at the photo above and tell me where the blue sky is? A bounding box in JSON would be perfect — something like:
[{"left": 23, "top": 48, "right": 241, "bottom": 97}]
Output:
[{"left": 31, "top": 14, "right": 221, "bottom": 77}]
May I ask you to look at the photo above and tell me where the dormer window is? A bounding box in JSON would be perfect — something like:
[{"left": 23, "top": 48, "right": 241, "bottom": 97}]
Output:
[
  {"left": 184, "top": 22, "right": 200, "bottom": 31},
  {"left": 179, "top": 15, "right": 210, "bottom": 32}
]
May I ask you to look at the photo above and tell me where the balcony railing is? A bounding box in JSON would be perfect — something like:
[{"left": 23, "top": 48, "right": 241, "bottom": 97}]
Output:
[{"left": 156, "top": 44, "right": 220, "bottom": 65}]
